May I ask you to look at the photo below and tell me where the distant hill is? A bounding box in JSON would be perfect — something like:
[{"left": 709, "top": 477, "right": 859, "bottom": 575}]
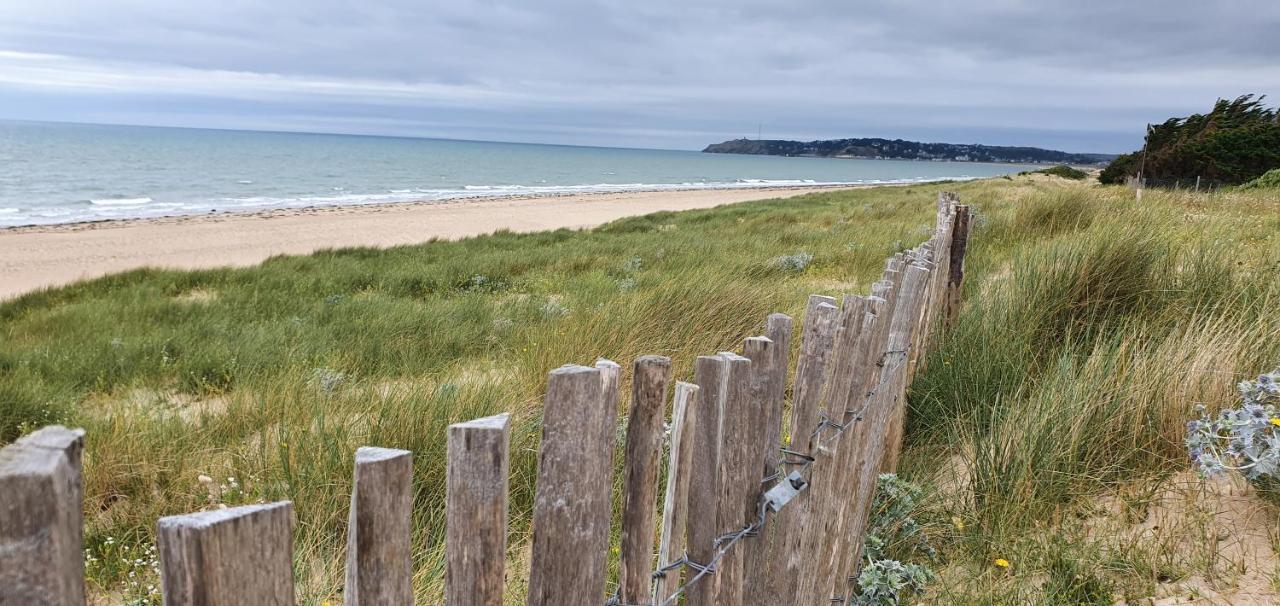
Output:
[{"left": 702, "top": 137, "right": 1115, "bottom": 165}]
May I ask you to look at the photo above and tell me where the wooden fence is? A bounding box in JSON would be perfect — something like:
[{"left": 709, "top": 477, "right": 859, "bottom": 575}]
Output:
[{"left": 0, "top": 194, "right": 973, "bottom": 606}]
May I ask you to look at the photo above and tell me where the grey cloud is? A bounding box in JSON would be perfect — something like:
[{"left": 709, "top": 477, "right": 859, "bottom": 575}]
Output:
[{"left": 0, "top": 0, "right": 1276, "bottom": 152}]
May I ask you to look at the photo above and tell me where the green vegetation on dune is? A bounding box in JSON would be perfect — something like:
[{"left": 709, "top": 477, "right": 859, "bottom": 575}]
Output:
[
  {"left": 1020, "top": 165, "right": 1089, "bottom": 180},
  {"left": 2, "top": 177, "right": 1278, "bottom": 603},
  {"left": 1239, "top": 168, "right": 1280, "bottom": 190}
]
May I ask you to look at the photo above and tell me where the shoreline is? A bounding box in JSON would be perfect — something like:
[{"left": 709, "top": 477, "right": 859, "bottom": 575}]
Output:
[
  {"left": 0, "top": 184, "right": 874, "bottom": 301},
  {"left": 1, "top": 182, "right": 869, "bottom": 235}
]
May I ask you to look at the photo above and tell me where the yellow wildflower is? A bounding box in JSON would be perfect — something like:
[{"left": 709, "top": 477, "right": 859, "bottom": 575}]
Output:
[
  {"left": 950, "top": 516, "right": 965, "bottom": 531},
  {"left": 994, "top": 558, "right": 1010, "bottom": 569},
  {"left": 1271, "top": 417, "right": 1280, "bottom": 428}
]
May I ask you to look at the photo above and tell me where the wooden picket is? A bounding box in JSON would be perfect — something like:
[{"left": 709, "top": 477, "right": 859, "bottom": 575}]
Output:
[
  {"left": 618, "top": 356, "right": 672, "bottom": 605},
  {"left": 0, "top": 426, "right": 85, "bottom": 606},
  {"left": 0, "top": 193, "right": 972, "bottom": 606},
  {"left": 446, "top": 413, "right": 510, "bottom": 606},
  {"left": 156, "top": 502, "right": 295, "bottom": 605},
  {"left": 345, "top": 446, "right": 414, "bottom": 605}
]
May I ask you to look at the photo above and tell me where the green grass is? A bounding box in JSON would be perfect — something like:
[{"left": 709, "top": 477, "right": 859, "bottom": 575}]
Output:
[
  {"left": 906, "top": 182, "right": 1280, "bottom": 602},
  {"left": 2, "top": 176, "right": 1277, "bottom": 603}
]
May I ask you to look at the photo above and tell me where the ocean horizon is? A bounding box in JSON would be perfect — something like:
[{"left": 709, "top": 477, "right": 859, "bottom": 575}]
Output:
[{"left": 0, "top": 120, "right": 1038, "bottom": 228}]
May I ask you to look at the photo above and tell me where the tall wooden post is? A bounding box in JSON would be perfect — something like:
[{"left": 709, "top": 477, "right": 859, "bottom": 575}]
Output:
[
  {"left": 527, "top": 363, "right": 617, "bottom": 606},
  {"left": 684, "top": 355, "right": 728, "bottom": 606},
  {"left": 618, "top": 356, "right": 673, "bottom": 605},
  {"left": 712, "top": 352, "right": 754, "bottom": 606},
  {"left": 655, "top": 382, "right": 700, "bottom": 605},
  {"left": 758, "top": 298, "right": 837, "bottom": 600}
]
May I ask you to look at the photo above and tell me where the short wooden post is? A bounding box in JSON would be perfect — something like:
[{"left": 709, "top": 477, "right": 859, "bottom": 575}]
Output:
[
  {"left": 618, "top": 356, "right": 672, "bottom": 605},
  {"left": 683, "top": 355, "right": 728, "bottom": 606},
  {"left": 446, "top": 413, "right": 511, "bottom": 606},
  {"left": 712, "top": 352, "right": 754, "bottom": 606},
  {"left": 945, "top": 204, "right": 972, "bottom": 329},
  {"left": 344, "top": 446, "right": 413, "bottom": 606},
  {"left": 0, "top": 426, "right": 86, "bottom": 606},
  {"left": 527, "top": 363, "right": 616, "bottom": 606},
  {"left": 655, "top": 382, "right": 700, "bottom": 605},
  {"left": 157, "top": 502, "right": 295, "bottom": 605}
]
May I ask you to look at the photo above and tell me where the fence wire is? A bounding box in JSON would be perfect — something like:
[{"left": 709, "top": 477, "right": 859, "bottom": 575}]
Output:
[{"left": 606, "top": 348, "right": 910, "bottom": 606}]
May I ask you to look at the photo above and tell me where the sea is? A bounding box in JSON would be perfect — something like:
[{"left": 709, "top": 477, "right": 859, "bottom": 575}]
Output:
[{"left": 0, "top": 120, "right": 1036, "bottom": 228}]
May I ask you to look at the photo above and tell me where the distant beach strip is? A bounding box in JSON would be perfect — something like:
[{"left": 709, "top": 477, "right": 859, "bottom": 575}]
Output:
[{"left": 0, "top": 186, "right": 864, "bottom": 300}]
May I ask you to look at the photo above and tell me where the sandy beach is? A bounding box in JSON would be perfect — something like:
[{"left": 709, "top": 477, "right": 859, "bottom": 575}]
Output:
[{"left": 0, "top": 186, "right": 854, "bottom": 301}]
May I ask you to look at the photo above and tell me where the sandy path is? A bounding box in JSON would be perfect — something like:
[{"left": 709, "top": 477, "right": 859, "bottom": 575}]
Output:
[{"left": 0, "top": 186, "right": 851, "bottom": 300}]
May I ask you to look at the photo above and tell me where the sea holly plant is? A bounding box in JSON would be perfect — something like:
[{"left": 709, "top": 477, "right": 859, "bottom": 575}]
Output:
[
  {"left": 1185, "top": 367, "right": 1280, "bottom": 486},
  {"left": 853, "top": 474, "right": 937, "bottom": 605}
]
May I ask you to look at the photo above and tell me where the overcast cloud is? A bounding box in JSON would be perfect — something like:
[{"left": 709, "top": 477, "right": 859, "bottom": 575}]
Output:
[{"left": 1, "top": 0, "right": 1277, "bottom": 152}]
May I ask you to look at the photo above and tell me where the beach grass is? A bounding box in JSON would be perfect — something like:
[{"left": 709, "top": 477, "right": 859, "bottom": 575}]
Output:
[{"left": 2, "top": 175, "right": 1278, "bottom": 603}]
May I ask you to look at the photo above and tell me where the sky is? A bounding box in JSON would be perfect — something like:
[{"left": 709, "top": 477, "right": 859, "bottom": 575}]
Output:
[{"left": 0, "top": 1, "right": 1277, "bottom": 153}]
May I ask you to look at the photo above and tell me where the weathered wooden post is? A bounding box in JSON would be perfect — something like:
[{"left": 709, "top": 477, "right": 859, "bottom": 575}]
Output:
[
  {"left": 945, "top": 204, "right": 972, "bottom": 329},
  {"left": 827, "top": 295, "right": 894, "bottom": 602},
  {"left": 737, "top": 337, "right": 775, "bottom": 601},
  {"left": 881, "top": 264, "right": 932, "bottom": 472},
  {"left": 618, "top": 356, "right": 672, "bottom": 605},
  {"left": 761, "top": 313, "right": 793, "bottom": 476},
  {"left": 710, "top": 352, "right": 755, "bottom": 606},
  {"left": 684, "top": 355, "right": 728, "bottom": 606},
  {"left": 758, "top": 298, "right": 838, "bottom": 600},
  {"left": 789, "top": 296, "right": 839, "bottom": 448},
  {"left": 157, "top": 502, "right": 296, "bottom": 605},
  {"left": 795, "top": 296, "right": 870, "bottom": 604},
  {"left": 743, "top": 318, "right": 790, "bottom": 605},
  {"left": 825, "top": 279, "right": 910, "bottom": 600},
  {"left": 344, "top": 446, "right": 414, "bottom": 606},
  {"left": 446, "top": 413, "right": 511, "bottom": 606},
  {"left": 526, "top": 362, "right": 617, "bottom": 606},
  {"left": 655, "top": 381, "right": 700, "bottom": 605},
  {"left": 0, "top": 426, "right": 86, "bottom": 606}
]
